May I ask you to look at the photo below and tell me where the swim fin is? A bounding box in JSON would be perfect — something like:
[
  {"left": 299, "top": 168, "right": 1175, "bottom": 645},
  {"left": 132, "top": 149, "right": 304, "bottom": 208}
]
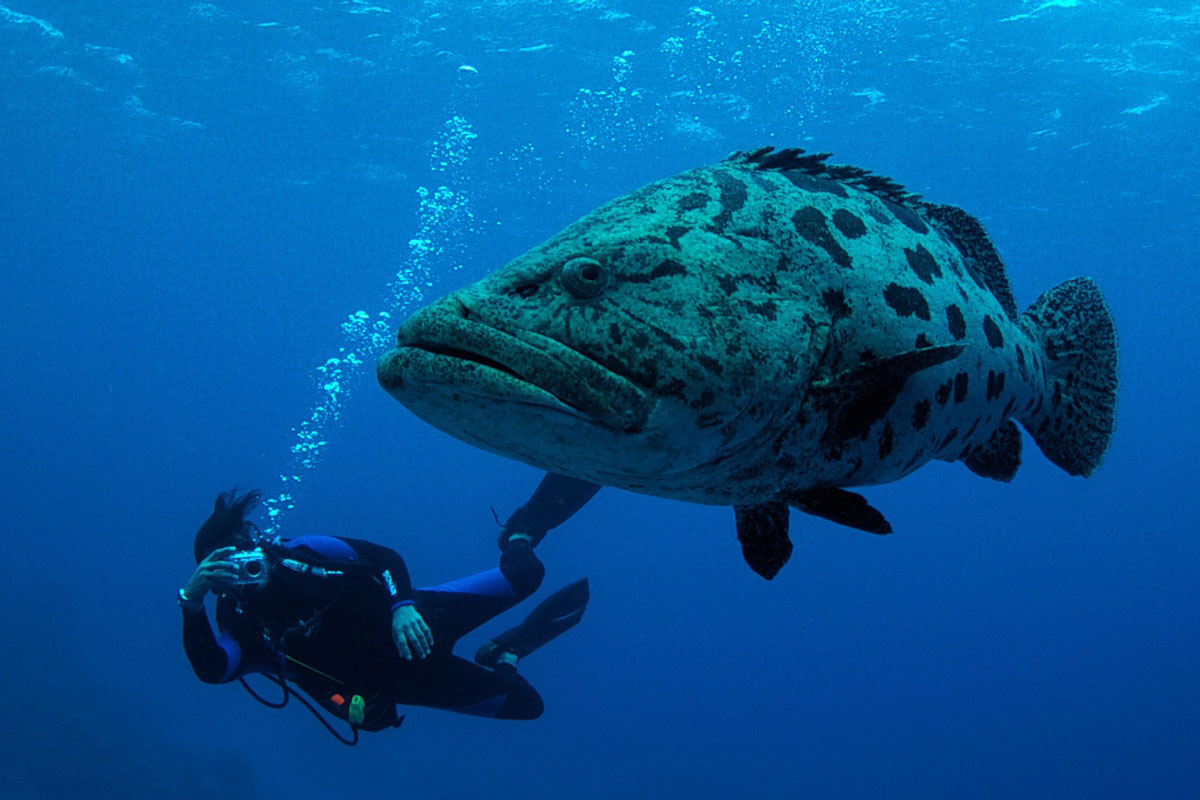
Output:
[{"left": 475, "top": 578, "right": 590, "bottom": 669}]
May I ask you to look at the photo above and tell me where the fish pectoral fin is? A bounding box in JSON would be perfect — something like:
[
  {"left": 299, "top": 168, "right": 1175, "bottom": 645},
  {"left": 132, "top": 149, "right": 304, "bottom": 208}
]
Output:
[
  {"left": 734, "top": 502, "right": 793, "bottom": 581},
  {"left": 962, "top": 420, "right": 1022, "bottom": 482},
  {"left": 815, "top": 344, "right": 965, "bottom": 441},
  {"left": 786, "top": 488, "right": 893, "bottom": 535}
]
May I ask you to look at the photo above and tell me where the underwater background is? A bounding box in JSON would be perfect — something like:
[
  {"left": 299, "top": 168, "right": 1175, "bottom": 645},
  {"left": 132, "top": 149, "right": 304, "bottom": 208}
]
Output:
[{"left": 1, "top": 1, "right": 1197, "bottom": 797}]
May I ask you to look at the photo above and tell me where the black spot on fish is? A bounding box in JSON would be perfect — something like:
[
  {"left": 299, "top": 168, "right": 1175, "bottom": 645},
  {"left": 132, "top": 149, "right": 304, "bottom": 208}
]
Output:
[
  {"left": 832, "top": 209, "right": 867, "bottom": 238},
  {"left": 822, "top": 288, "right": 851, "bottom": 318},
  {"left": 678, "top": 192, "right": 709, "bottom": 212},
  {"left": 903, "top": 449, "right": 926, "bottom": 471},
  {"left": 904, "top": 245, "right": 942, "bottom": 285},
  {"left": 915, "top": 333, "right": 932, "bottom": 349},
  {"left": 651, "top": 327, "right": 687, "bottom": 352},
  {"left": 623, "top": 259, "right": 689, "bottom": 284},
  {"left": 660, "top": 378, "right": 688, "bottom": 400},
  {"left": 608, "top": 323, "right": 623, "bottom": 345},
  {"left": 867, "top": 204, "right": 892, "bottom": 225},
  {"left": 652, "top": 259, "right": 687, "bottom": 279},
  {"left": 792, "top": 206, "right": 852, "bottom": 268},
  {"left": 996, "top": 372, "right": 1005, "bottom": 398},
  {"left": 709, "top": 173, "right": 749, "bottom": 232},
  {"left": 878, "top": 422, "right": 895, "bottom": 459},
  {"left": 632, "top": 360, "right": 657, "bottom": 388},
  {"left": 912, "top": 399, "right": 931, "bottom": 430},
  {"left": 859, "top": 348, "right": 877, "bottom": 364},
  {"left": 1003, "top": 397, "right": 1016, "bottom": 417},
  {"left": 697, "top": 355, "right": 724, "bottom": 376},
  {"left": 940, "top": 428, "right": 959, "bottom": 450},
  {"left": 782, "top": 171, "right": 849, "bottom": 198},
  {"left": 964, "top": 419, "right": 980, "bottom": 439},
  {"left": 883, "top": 283, "right": 931, "bottom": 321},
  {"left": 983, "top": 315, "right": 1004, "bottom": 348},
  {"left": 987, "top": 370, "right": 999, "bottom": 401},
  {"left": 935, "top": 380, "right": 952, "bottom": 406},
  {"left": 696, "top": 411, "right": 722, "bottom": 428},
  {"left": 665, "top": 225, "right": 689, "bottom": 249},
  {"left": 1052, "top": 382, "right": 1062, "bottom": 408},
  {"left": 954, "top": 372, "right": 969, "bottom": 403},
  {"left": 631, "top": 332, "right": 649, "bottom": 349},
  {"left": 884, "top": 200, "right": 929, "bottom": 234},
  {"left": 742, "top": 300, "right": 779, "bottom": 321},
  {"left": 718, "top": 275, "right": 738, "bottom": 296},
  {"left": 1016, "top": 347, "right": 1027, "bottom": 378}
]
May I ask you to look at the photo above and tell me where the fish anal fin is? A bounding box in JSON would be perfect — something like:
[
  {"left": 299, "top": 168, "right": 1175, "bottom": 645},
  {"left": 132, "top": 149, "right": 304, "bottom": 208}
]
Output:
[
  {"left": 816, "top": 344, "right": 964, "bottom": 441},
  {"left": 734, "top": 502, "right": 792, "bottom": 580},
  {"left": 963, "top": 421, "right": 1022, "bottom": 482},
  {"left": 787, "top": 488, "right": 892, "bottom": 535}
]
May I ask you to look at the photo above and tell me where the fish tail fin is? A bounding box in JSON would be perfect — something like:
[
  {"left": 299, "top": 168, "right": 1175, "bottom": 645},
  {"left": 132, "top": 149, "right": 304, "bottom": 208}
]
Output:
[{"left": 1020, "top": 277, "right": 1118, "bottom": 476}]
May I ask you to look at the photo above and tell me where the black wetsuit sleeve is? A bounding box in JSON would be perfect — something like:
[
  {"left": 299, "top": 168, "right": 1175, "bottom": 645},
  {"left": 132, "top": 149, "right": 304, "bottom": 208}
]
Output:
[
  {"left": 505, "top": 473, "right": 602, "bottom": 534},
  {"left": 338, "top": 537, "right": 415, "bottom": 607},
  {"left": 182, "top": 603, "right": 233, "bottom": 684}
]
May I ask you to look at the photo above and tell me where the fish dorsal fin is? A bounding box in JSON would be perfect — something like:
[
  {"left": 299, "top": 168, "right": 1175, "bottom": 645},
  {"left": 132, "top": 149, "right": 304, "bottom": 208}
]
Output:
[
  {"left": 728, "top": 146, "right": 924, "bottom": 207},
  {"left": 734, "top": 502, "right": 792, "bottom": 580},
  {"left": 786, "top": 488, "right": 893, "bottom": 535},
  {"left": 963, "top": 420, "right": 1022, "bottom": 482},
  {"left": 813, "top": 344, "right": 965, "bottom": 441},
  {"left": 728, "top": 147, "right": 1020, "bottom": 320},
  {"left": 923, "top": 203, "right": 1018, "bottom": 319}
]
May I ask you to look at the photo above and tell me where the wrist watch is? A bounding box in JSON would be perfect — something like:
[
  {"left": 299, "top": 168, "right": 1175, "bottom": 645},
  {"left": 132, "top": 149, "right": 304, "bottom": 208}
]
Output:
[{"left": 177, "top": 587, "right": 203, "bottom": 610}]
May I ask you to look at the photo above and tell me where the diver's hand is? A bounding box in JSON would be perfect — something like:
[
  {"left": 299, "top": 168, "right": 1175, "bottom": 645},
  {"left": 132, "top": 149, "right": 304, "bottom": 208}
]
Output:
[
  {"left": 391, "top": 604, "right": 433, "bottom": 661},
  {"left": 182, "top": 546, "right": 240, "bottom": 601}
]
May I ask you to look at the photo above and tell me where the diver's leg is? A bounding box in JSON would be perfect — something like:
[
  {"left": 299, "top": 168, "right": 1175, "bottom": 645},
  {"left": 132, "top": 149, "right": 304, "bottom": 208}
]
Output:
[
  {"left": 475, "top": 578, "right": 589, "bottom": 669},
  {"left": 499, "top": 473, "right": 602, "bottom": 548},
  {"left": 416, "top": 539, "right": 545, "bottom": 649},
  {"left": 396, "top": 656, "right": 544, "bottom": 720}
]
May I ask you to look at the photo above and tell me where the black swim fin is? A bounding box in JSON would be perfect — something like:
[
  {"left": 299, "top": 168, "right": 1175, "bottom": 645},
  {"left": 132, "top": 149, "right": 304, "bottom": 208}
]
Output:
[{"left": 475, "top": 578, "right": 590, "bottom": 669}]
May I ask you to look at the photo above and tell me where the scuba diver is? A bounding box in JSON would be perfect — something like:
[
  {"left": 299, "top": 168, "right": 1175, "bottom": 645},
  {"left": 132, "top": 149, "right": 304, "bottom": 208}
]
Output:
[{"left": 179, "top": 474, "right": 600, "bottom": 741}]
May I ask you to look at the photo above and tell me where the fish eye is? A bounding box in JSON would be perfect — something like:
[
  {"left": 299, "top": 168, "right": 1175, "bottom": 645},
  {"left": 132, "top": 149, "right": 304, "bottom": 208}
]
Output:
[{"left": 560, "top": 257, "right": 608, "bottom": 298}]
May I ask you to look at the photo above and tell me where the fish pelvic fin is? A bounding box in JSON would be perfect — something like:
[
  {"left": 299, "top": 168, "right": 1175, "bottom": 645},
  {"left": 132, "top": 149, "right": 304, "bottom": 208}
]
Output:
[
  {"left": 734, "top": 503, "right": 792, "bottom": 580},
  {"left": 786, "top": 488, "right": 893, "bottom": 535},
  {"left": 962, "top": 421, "right": 1022, "bottom": 482},
  {"left": 1020, "top": 277, "right": 1118, "bottom": 477}
]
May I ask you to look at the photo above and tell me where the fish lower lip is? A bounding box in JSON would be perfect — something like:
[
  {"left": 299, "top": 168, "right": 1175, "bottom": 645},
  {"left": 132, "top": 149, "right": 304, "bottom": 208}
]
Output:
[
  {"left": 387, "top": 320, "right": 649, "bottom": 432},
  {"left": 402, "top": 341, "right": 591, "bottom": 418}
]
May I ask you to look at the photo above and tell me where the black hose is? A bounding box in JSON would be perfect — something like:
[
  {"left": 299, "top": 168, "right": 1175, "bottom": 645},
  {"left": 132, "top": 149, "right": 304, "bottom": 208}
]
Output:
[{"left": 239, "top": 674, "right": 359, "bottom": 747}]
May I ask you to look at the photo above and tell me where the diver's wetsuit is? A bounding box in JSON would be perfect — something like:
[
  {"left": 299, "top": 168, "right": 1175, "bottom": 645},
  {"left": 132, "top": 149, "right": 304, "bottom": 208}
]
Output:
[{"left": 182, "top": 535, "right": 548, "bottom": 725}]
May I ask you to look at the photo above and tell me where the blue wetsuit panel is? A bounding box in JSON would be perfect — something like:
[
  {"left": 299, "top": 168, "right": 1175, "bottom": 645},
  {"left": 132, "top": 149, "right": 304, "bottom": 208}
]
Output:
[
  {"left": 421, "top": 567, "right": 516, "bottom": 599},
  {"left": 283, "top": 535, "right": 358, "bottom": 561}
]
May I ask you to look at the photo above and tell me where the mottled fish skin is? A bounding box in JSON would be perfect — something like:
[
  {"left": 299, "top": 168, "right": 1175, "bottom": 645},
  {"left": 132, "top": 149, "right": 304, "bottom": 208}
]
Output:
[{"left": 379, "top": 149, "right": 1114, "bottom": 514}]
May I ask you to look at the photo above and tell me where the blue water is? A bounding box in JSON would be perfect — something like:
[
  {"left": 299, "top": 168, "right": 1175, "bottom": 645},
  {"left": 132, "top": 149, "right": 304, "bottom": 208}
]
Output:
[{"left": 1, "top": 1, "right": 1197, "bottom": 797}]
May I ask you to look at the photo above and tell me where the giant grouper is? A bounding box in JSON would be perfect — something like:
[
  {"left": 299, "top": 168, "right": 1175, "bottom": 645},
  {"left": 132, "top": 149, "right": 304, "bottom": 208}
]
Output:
[{"left": 377, "top": 147, "right": 1119, "bottom": 578}]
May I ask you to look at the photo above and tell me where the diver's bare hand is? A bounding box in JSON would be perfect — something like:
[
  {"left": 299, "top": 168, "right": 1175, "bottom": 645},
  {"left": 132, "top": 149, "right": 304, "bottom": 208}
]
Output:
[
  {"left": 391, "top": 604, "right": 433, "bottom": 660},
  {"left": 182, "top": 546, "right": 240, "bottom": 601}
]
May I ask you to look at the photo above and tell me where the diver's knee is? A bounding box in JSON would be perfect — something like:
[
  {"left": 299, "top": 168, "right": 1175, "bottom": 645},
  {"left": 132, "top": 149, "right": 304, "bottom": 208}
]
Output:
[
  {"left": 500, "top": 539, "right": 545, "bottom": 597},
  {"left": 500, "top": 683, "right": 544, "bottom": 720}
]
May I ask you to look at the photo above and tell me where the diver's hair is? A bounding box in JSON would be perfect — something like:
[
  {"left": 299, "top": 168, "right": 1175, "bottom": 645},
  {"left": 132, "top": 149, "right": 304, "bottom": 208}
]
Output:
[{"left": 193, "top": 488, "right": 263, "bottom": 563}]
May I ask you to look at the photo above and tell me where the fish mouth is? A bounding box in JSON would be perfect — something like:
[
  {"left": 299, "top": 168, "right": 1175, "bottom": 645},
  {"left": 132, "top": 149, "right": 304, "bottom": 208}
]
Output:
[{"left": 379, "top": 310, "right": 649, "bottom": 432}]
